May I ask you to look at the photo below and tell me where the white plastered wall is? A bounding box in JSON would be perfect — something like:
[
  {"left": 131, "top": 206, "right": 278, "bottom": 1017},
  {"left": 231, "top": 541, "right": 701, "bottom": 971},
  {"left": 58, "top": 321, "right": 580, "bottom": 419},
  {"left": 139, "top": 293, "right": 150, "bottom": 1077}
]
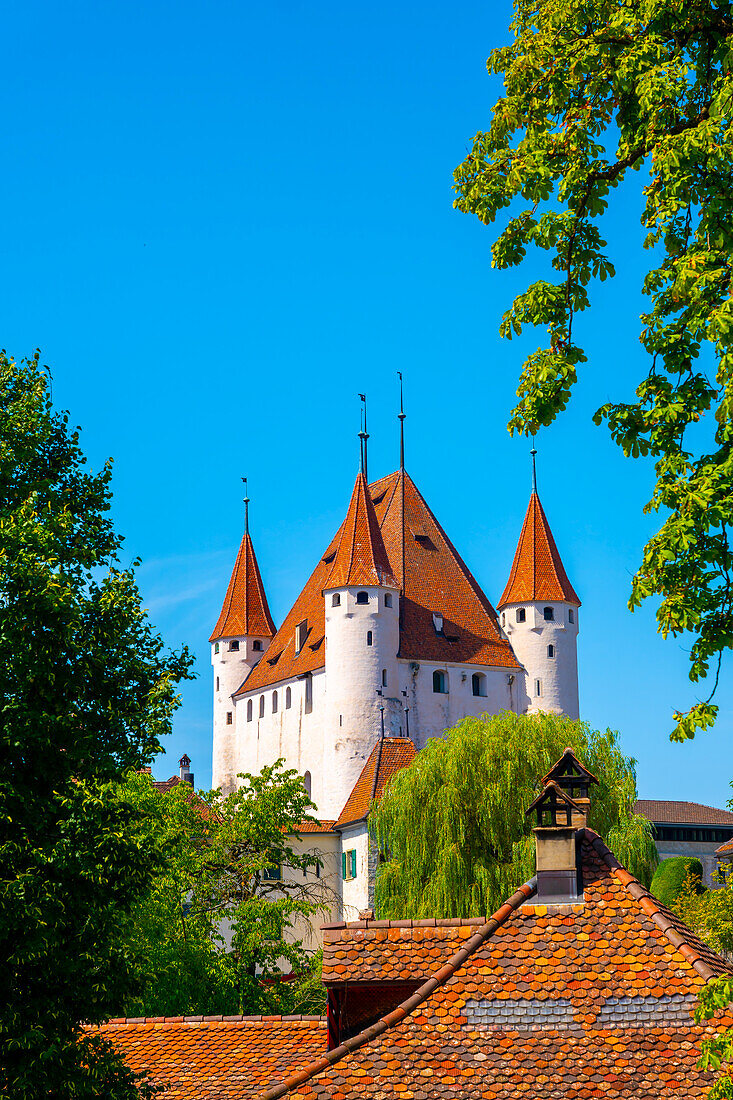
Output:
[
  {"left": 398, "top": 659, "right": 520, "bottom": 750},
  {"left": 500, "top": 601, "right": 580, "bottom": 719},
  {"left": 338, "top": 822, "right": 371, "bottom": 920},
  {"left": 212, "top": 635, "right": 271, "bottom": 794}
]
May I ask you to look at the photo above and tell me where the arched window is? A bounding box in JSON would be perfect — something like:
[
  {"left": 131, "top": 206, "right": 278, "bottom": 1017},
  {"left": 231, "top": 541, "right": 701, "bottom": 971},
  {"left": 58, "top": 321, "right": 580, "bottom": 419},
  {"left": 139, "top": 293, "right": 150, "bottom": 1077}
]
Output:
[
  {"left": 366, "top": 631, "right": 373, "bottom": 646},
  {"left": 214, "top": 642, "right": 220, "bottom": 654},
  {"left": 516, "top": 608, "right": 526, "bottom": 623},
  {"left": 272, "top": 690, "right": 278, "bottom": 713},
  {"left": 253, "top": 640, "right": 262, "bottom": 651},
  {"left": 247, "top": 699, "right": 253, "bottom": 722},
  {"left": 229, "top": 640, "right": 239, "bottom": 652},
  {"left": 433, "top": 669, "right": 447, "bottom": 694},
  {"left": 285, "top": 686, "right": 292, "bottom": 709},
  {"left": 332, "top": 593, "right": 341, "bottom": 607},
  {"left": 472, "top": 673, "right": 487, "bottom": 697},
  {"left": 303, "top": 770, "right": 312, "bottom": 798},
  {"left": 543, "top": 606, "right": 554, "bottom": 621},
  {"left": 356, "top": 591, "right": 369, "bottom": 605},
  {"left": 547, "top": 644, "right": 555, "bottom": 658},
  {"left": 259, "top": 695, "right": 265, "bottom": 718}
]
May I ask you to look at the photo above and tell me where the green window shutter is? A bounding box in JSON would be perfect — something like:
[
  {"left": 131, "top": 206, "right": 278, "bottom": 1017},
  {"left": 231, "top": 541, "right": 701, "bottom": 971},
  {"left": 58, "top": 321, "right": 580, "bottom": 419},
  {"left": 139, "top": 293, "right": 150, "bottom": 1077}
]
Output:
[
  {"left": 342, "top": 851, "right": 347, "bottom": 879},
  {"left": 350, "top": 849, "right": 357, "bottom": 879}
]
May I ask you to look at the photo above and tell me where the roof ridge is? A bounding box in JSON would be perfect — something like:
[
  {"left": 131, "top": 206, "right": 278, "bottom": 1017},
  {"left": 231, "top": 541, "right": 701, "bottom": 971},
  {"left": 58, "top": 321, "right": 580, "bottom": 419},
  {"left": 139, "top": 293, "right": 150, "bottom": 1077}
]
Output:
[
  {"left": 255, "top": 877, "right": 537, "bottom": 1100},
  {"left": 94, "top": 1014, "right": 327, "bottom": 1027},
  {"left": 580, "top": 827, "right": 732, "bottom": 982}
]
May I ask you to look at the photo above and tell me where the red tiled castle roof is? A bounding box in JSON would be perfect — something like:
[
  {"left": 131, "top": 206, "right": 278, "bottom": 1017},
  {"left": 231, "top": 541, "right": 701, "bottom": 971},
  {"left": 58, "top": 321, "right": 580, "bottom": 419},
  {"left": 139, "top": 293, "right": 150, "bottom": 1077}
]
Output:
[
  {"left": 336, "top": 737, "right": 416, "bottom": 827},
  {"left": 210, "top": 531, "right": 276, "bottom": 643},
  {"left": 323, "top": 472, "right": 398, "bottom": 590},
  {"left": 498, "top": 491, "right": 580, "bottom": 608},
  {"left": 240, "top": 470, "right": 519, "bottom": 694}
]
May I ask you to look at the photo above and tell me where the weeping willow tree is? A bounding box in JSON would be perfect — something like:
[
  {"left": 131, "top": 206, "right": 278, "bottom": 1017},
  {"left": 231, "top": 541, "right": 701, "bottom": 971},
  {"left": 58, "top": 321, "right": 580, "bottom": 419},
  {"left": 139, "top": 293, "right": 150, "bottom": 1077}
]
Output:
[{"left": 371, "top": 712, "right": 656, "bottom": 919}]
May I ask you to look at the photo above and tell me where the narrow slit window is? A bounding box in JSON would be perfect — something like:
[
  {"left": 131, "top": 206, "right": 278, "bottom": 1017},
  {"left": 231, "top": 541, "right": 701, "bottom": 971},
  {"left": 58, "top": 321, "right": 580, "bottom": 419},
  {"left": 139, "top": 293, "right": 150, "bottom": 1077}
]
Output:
[
  {"left": 259, "top": 695, "right": 265, "bottom": 718},
  {"left": 366, "top": 630, "right": 373, "bottom": 646},
  {"left": 382, "top": 668, "right": 387, "bottom": 687},
  {"left": 535, "top": 679, "right": 542, "bottom": 697},
  {"left": 303, "top": 770, "right": 312, "bottom": 798},
  {"left": 216, "top": 676, "right": 219, "bottom": 690},
  {"left": 547, "top": 644, "right": 555, "bottom": 658},
  {"left": 272, "top": 690, "right": 278, "bottom": 713},
  {"left": 226, "top": 711, "right": 233, "bottom": 725},
  {"left": 247, "top": 699, "right": 253, "bottom": 722},
  {"left": 285, "top": 686, "right": 292, "bottom": 709}
]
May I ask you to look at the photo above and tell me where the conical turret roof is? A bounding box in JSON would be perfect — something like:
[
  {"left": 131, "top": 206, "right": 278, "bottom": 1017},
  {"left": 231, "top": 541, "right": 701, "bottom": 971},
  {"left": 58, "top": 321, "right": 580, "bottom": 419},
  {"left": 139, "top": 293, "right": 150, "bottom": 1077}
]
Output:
[
  {"left": 323, "top": 471, "right": 399, "bottom": 590},
  {"left": 209, "top": 531, "right": 276, "bottom": 642},
  {"left": 498, "top": 492, "right": 580, "bottom": 608}
]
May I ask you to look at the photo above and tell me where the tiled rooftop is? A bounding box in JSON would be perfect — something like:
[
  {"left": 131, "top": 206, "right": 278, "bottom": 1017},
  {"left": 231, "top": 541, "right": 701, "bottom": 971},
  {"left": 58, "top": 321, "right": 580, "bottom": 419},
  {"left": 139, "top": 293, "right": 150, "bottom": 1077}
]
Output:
[
  {"left": 210, "top": 530, "right": 276, "bottom": 643},
  {"left": 498, "top": 490, "right": 580, "bottom": 608},
  {"left": 335, "top": 737, "right": 415, "bottom": 827},
  {"left": 323, "top": 472, "right": 397, "bottom": 590},
  {"left": 635, "top": 799, "right": 733, "bottom": 826}
]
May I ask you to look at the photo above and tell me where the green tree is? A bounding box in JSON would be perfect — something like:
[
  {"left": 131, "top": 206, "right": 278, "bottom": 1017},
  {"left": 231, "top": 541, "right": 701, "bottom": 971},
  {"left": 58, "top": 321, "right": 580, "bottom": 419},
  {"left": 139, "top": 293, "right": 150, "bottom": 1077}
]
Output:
[
  {"left": 0, "top": 351, "right": 193, "bottom": 1099},
  {"left": 674, "top": 871, "right": 733, "bottom": 955},
  {"left": 120, "top": 761, "right": 329, "bottom": 1017},
  {"left": 453, "top": 0, "right": 733, "bottom": 742},
  {"left": 651, "top": 856, "right": 706, "bottom": 905},
  {"left": 371, "top": 712, "right": 656, "bottom": 919}
]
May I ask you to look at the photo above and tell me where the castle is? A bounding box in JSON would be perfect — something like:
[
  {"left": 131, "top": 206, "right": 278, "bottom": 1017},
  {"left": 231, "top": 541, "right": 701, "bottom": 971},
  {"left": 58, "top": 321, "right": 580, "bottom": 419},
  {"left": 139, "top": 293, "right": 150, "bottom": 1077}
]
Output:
[{"left": 210, "top": 451, "right": 580, "bottom": 918}]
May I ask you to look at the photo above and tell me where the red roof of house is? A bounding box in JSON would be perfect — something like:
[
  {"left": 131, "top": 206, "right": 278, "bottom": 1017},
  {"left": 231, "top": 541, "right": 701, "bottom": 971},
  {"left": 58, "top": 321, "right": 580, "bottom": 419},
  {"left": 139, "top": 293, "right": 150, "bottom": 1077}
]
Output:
[
  {"left": 498, "top": 491, "right": 580, "bottom": 608},
  {"left": 240, "top": 470, "right": 519, "bottom": 694},
  {"left": 335, "top": 737, "right": 416, "bottom": 827},
  {"left": 717, "top": 837, "right": 733, "bottom": 856},
  {"left": 635, "top": 800, "right": 733, "bottom": 826},
  {"left": 323, "top": 471, "right": 398, "bottom": 590},
  {"left": 295, "top": 820, "right": 337, "bottom": 834},
  {"left": 210, "top": 531, "right": 276, "bottom": 643},
  {"left": 98, "top": 1015, "right": 326, "bottom": 1098},
  {"left": 256, "top": 831, "right": 731, "bottom": 1099}
]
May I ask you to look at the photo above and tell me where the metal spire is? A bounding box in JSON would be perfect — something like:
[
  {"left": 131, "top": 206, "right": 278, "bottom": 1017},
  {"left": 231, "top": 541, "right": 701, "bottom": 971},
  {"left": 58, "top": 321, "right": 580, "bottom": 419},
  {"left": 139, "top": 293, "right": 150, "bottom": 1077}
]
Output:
[
  {"left": 530, "top": 438, "right": 537, "bottom": 494},
  {"left": 398, "top": 371, "right": 406, "bottom": 470},
  {"left": 358, "top": 393, "right": 369, "bottom": 481},
  {"left": 242, "top": 476, "right": 249, "bottom": 534}
]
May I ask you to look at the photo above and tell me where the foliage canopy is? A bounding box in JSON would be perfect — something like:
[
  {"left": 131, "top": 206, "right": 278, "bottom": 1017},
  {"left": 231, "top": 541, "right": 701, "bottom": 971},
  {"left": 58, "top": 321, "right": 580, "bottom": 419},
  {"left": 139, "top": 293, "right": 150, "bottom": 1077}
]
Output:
[
  {"left": 0, "top": 352, "right": 193, "bottom": 1099},
  {"left": 651, "top": 855, "right": 705, "bottom": 905},
  {"left": 454, "top": 0, "right": 733, "bottom": 741},
  {"left": 371, "top": 712, "right": 656, "bottom": 919}
]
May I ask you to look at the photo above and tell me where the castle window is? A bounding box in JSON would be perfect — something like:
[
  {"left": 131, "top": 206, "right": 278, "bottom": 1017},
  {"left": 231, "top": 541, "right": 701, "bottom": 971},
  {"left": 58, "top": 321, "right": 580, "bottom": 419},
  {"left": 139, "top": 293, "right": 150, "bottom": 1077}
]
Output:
[
  {"left": 543, "top": 606, "right": 554, "bottom": 621},
  {"left": 516, "top": 608, "right": 526, "bottom": 623},
  {"left": 501, "top": 613, "right": 505, "bottom": 627},
  {"left": 216, "top": 676, "right": 219, "bottom": 691},
  {"left": 259, "top": 695, "right": 265, "bottom": 718},
  {"left": 366, "top": 631, "right": 373, "bottom": 646},
  {"left": 272, "top": 690, "right": 278, "bottom": 713},
  {"left": 229, "top": 640, "right": 239, "bottom": 652},
  {"left": 214, "top": 642, "right": 220, "bottom": 654},
  {"left": 535, "top": 679, "right": 542, "bottom": 697},
  {"left": 568, "top": 608, "right": 575, "bottom": 623},
  {"left": 384, "top": 593, "right": 393, "bottom": 608},
  {"left": 547, "top": 644, "right": 555, "bottom": 658},
  {"left": 253, "top": 640, "right": 262, "bottom": 652},
  {"left": 472, "top": 673, "right": 487, "bottom": 697},
  {"left": 263, "top": 863, "right": 282, "bottom": 881},
  {"left": 356, "top": 591, "right": 369, "bottom": 605},
  {"left": 226, "top": 711, "right": 233, "bottom": 725},
  {"left": 382, "top": 668, "right": 387, "bottom": 687},
  {"left": 285, "top": 686, "right": 292, "bottom": 709},
  {"left": 304, "top": 673, "right": 313, "bottom": 714},
  {"left": 342, "top": 849, "right": 357, "bottom": 881},
  {"left": 303, "top": 770, "right": 312, "bottom": 798},
  {"left": 295, "top": 619, "right": 308, "bottom": 654},
  {"left": 433, "top": 670, "right": 448, "bottom": 694},
  {"left": 247, "top": 699, "right": 253, "bottom": 722},
  {"left": 332, "top": 593, "right": 341, "bottom": 607}
]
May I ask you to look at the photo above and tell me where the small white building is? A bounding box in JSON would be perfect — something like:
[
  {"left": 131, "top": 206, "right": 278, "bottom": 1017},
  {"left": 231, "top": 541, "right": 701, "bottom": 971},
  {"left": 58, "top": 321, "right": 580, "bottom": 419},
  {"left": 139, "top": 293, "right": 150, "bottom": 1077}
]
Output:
[{"left": 210, "top": 460, "right": 581, "bottom": 921}]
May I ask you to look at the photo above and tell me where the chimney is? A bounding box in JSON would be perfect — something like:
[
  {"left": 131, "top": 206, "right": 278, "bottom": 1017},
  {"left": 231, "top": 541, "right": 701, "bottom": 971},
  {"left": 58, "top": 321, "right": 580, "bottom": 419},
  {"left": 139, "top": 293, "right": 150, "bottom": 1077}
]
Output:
[
  {"left": 179, "top": 754, "right": 194, "bottom": 787},
  {"left": 525, "top": 749, "right": 599, "bottom": 903}
]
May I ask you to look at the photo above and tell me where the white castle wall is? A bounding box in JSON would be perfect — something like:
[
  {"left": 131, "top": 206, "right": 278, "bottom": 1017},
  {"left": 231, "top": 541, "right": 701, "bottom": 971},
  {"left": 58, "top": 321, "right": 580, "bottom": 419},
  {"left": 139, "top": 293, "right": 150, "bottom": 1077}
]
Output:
[
  {"left": 321, "top": 584, "right": 401, "bottom": 819},
  {"left": 212, "top": 635, "right": 271, "bottom": 794},
  {"left": 500, "top": 600, "right": 579, "bottom": 719},
  {"left": 397, "top": 660, "right": 520, "bottom": 750}
]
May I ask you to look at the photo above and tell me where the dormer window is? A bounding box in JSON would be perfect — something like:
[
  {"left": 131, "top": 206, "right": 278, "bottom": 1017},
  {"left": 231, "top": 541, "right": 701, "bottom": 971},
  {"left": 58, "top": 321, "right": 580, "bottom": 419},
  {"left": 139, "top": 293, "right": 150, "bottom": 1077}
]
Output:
[
  {"left": 229, "top": 640, "right": 239, "bottom": 652},
  {"left": 295, "top": 619, "right": 308, "bottom": 654},
  {"left": 516, "top": 608, "right": 526, "bottom": 623},
  {"left": 356, "top": 591, "right": 369, "bottom": 605},
  {"left": 332, "top": 593, "right": 341, "bottom": 607},
  {"left": 543, "top": 606, "right": 554, "bottom": 621},
  {"left": 253, "top": 640, "right": 262, "bottom": 652},
  {"left": 432, "top": 612, "right": 444, "bottom": 634}
]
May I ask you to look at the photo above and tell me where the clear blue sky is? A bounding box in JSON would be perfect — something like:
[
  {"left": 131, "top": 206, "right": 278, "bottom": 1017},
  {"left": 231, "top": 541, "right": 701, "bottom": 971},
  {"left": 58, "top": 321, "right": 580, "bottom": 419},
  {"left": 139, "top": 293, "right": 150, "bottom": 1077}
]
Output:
[{"left": 4, "top": 1, "right": 730, "bottom": 803}]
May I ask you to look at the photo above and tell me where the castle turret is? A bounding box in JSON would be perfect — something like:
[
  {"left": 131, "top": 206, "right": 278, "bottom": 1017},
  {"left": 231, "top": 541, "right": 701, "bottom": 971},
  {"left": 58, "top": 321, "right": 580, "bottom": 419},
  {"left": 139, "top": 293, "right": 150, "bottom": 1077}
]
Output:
[
  {"left": 210, "top": 499, "right": 275, "bottom": 793},
  {"left": 498, "top": 484, "right": 580, "bottom": 719},
  {"left": 322, "top": 471, "right": 401, "bottom": 817}
]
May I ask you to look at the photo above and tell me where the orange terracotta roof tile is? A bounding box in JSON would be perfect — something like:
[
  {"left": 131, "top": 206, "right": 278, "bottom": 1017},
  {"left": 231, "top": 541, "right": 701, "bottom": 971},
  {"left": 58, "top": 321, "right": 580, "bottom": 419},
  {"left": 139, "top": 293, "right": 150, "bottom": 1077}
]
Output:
[
  {"left": 295, "top": 820, "right": 337, "bottom": 834},
  {"left": 716, "top": 837, "right": 733, "bottom": 855},
  {"left": 210, "top": 531, "right": 276, "bottom": 643},
  {"left": 98, "top": 1015, "right": 326, "bottom": 1098},
  {"left": 635, "top": 799, "right": 733, "bottom": 826},
  {"left": 498, "top": 491, "right": 580, "bottom": 608},
  {"left": 335, "top": 738, "right": 416, "bottom": 827},
  {"left": 241, "top": 470, "right": 519, "bottom": 694},
  {"left": 323, "top": 472, "right": 398, "bottom": 590}
]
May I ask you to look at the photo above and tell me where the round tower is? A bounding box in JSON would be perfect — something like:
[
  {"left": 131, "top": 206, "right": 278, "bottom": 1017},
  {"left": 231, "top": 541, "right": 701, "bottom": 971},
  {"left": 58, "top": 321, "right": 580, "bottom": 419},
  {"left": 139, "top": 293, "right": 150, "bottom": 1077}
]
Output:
[
  {"left": 210, "top": 487, "right": 275, "bottom": 794},
  {"left": 319, "top": 470, "right": 401, "bottom": 818},
  {"left": 498, "top": 464, "right": 581, "bottom": 721}
]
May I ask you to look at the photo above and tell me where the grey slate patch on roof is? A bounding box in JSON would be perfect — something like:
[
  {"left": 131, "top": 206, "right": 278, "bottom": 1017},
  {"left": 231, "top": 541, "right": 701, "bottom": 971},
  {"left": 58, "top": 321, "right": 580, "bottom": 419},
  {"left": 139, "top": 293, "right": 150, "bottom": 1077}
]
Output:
[
  {"left": 465, "top": 997, "right": 579, "bottom": 1032},
  {"left": 596, "top": 994, "right": 697, "bottom": 1028}
]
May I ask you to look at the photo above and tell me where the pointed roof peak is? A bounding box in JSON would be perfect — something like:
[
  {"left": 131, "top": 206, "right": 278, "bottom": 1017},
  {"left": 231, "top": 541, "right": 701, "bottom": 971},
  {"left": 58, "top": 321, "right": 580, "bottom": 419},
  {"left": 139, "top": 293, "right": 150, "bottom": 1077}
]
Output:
[
  {"left": 498, "top": 490, "right": 580, "bottom": 609},
  {"left": 324, "top": 471, "right": 399, "bottom": 591},
  {"left": 209, "top": 529, "right": 276, "bottom": 642}
]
